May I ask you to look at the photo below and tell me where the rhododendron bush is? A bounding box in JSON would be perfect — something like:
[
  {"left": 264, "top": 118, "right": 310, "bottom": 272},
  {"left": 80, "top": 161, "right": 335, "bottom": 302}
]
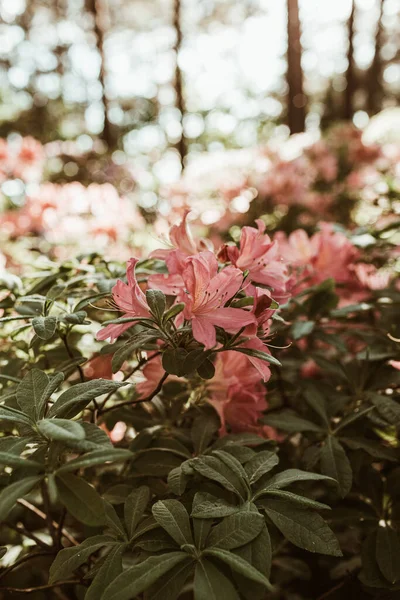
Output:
[{"left": 0, "top": 136, "right": 399, "bottom": 600}]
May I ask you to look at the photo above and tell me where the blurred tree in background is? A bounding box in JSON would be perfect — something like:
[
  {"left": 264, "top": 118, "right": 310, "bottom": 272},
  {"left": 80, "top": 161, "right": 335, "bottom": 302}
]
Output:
[{"left": 0, "top": 0, "right": 399, "bottom": 180}]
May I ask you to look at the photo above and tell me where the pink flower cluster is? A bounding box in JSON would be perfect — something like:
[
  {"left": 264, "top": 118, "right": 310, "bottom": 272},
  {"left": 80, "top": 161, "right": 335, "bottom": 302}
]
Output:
[
  {"left": 97, "top": 213, "right": 293, "bottom": 435},
  {"left": 0, "top": 181, "right": 145, "bottom": 257},
  {"left": 0, "top": 137, "right": 45, "bottom": 183},
  {"left": 275, "top": 223, "right": 393, "bottom": 304}
]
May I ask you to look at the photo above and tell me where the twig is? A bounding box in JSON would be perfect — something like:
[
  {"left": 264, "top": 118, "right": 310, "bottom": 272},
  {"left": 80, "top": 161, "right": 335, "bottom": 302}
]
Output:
[
  {"left": 0, "top": 551, "right": 51, "bottom": 583},
  {"left": 60, "top": 332, "right": 85, "bottom": 384},
  {"left": 17, "top": 499, "right": 79, "bottom": 546},
  {"left": 4, "top": 524, "right": 51, "bottom": 550},
  {"left": 101, "top": 371, "right": 168, "bottom": 414},
  {"left": 40, "top": 481, "right": 57, "bottom": 547},
  {"left": 0, "top": 580, "right": 82, "bottom": 594}
]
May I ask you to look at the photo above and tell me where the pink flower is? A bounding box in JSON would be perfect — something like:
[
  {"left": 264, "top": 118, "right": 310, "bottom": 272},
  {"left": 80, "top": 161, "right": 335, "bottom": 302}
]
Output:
[
  {"left": 353, "top": 263, "right": 391, "bottom": 290},
  {"left": 207, "top": 352, "right": 277, "bottom": 438},
  {"left": 84, "top": 354, "right": 113, "bottom": 379},
  {"left": 276, "top": 224, "right": 360, "bottom": 292},
  {"left": 219, "top": 220, "right": 290, "bottom": 303},
  {"left": 389, "top": 360, "right": 400, "bottom": 371},
  {"left": 181, "top": 252, "right": 256, "bottom": 349},
  {"left": 96, "top": 258, "right": 150, "bottom": 342},
  {"left": 149, "top": 212, "right": 212, "bottom": 295}
]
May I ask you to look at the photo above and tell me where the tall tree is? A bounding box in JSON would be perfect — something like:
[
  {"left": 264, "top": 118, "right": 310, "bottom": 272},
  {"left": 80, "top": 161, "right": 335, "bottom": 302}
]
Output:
[
  {"left": 86, "top": 0, "right": 113, "bottom": 148},
  {"left": 173, "top": 0, "right": 188, "bottom": 169},
  {"left": 367, "top": 0, "right": 385, "bottom": 114},
  {"left": 286, "top": 0, "right": 306, "bottom": 134},
  {"left": 344, "top": 0, "right": 356, "bottom": 120}
]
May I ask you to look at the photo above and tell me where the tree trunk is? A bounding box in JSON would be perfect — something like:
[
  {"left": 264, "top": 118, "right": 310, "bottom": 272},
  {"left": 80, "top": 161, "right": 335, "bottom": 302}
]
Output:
[
  {"left": 367, "top": 0, "right": 385, "bottom": 114},
  {"left": 344, "top": 0, "right": 356, "bottom": 120},
  {"left": 87, "top": 0, "right": 113, "bottom": 148},
  {"left": 173, "top": 0, "right": 187, "bottom": 170},
  {"left": 286, "top": 0, "right": 306, "bottom": 134}
]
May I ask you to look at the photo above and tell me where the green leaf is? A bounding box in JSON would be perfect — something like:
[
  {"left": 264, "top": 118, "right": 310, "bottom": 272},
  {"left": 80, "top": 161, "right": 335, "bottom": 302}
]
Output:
[
  {"left": 0, "top": 405, "right": 34, "bottom": 427},
  {"left": 232, "top": 347, "right": 281, "bottom": 367},
  {"left": 376, "top": 526, "right": 400, "bottom": 584},
  {"left": 49, "top": 535, "right": 114, "bottom": 583},
  {"left": 38, "top": 419, "right": 86, "bottom": 443},
  {"left": 245, "top": 451, "right": 279, "bottom": 485},
  {"left": 263, "top": 411, "right": 324, "bottom": 433},
  {"left": 207, "top": 512, "right": 264, "bottom": 550},
  {"left": 17, "top": 368, "right": 49, "bottom": 421},
  {"left": 303, "top": 384, "right": 330, "bottom": 427},
  {"left": 152, "top": 500, "right": 194, "bottom": 546},
  {"left": 86, "top": 544, "right": 125, "bottom": 600},
  {"left": 320, "top": 436, "right": 352, "bottom": 498},
  {"left": 197, "top": 359, "right": 216, "bottom": 380},
  {"left": 191, "top": 492, "right": 239, "bottom": 519},
  {"left": 40, "top": 372, "right": 65, "bottom": 408},
  {"left": 194, "top": 559, "right": 240, "bottom": 600},
  {"left": 146, "top": 289, "right": 166, "bottom": 320},
  {"left": 56, "top": 473, "right": 106, "bottom": 526},
  {"left": 104, "top": 502, "right": 127, "bottom": 539},
  {"left": 257, "top": 491, "right": 330, "bottom": 511},
  {"left": 168, "top": 465, "right": 191, "bottom": 495},
  {"left": 162, "top": 348, "right": 188, "bottom": 376},
  {"left": 32, "top": 316, "right": 57, "bottom": 340},
  {"left": 204, "top": 548, "right": 273, "bottom": 590},
  {"left": 257, "top": 468, "right": 334, "bottom": 495},
  {"left": 0, "top": 452, "right": 43, "bottom": 470},
  {"left": 369, "top": 393, "right": 400, "bottom": 426},
  {"left": 340, "top": 436, "right": 398, "bottom": 461},
  {"left": 0, "top": 547, "right": 7, "bottom": 559},
  {"left": 47, "top": 379, "right": 128, "bottom": 419},
  {"left": 163, "top": 302, "right": 185, "bottom": 323},
  {"left": 103, "top": 552, "right": 189, "bottom": 600},
  {"left": 57, "top": 448, "right": 132, "bottom": 474},
  {"left": 193, "top": 518, "right": 213, "bottom": 550},
  {"left": 0, "top": 476, "right": 43, "bottom": 522},
  {"left": 262, "top": 499, "right": 342, "bottom": 556},
  {"left": 189, "top": 456, "right": 247, "bottom": 499},
  {"left": 191, "top": 413, "right": 220, "bottom": 455},
  {"left": 291, "top": 320, "right": 315, "bottom": 340},
  {"left": 124, "top": 486, "right": 150, "bottom": 538},
  {"left": 146, "top": 558, "right": 194, "bottom": 600}
]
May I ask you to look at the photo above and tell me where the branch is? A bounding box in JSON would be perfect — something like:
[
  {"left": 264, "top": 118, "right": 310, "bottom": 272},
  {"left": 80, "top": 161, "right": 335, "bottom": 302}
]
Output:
[
  {"left": 0, "top": 580, "right": 82, "bottom": 594},
  {"left": 101, "top": 371, "right": 168, "bottom": 414},
  {"left": 0, "top": 551, "right": 51, "bottom": 583},
  {"left": 17, "top": 498, "right": 79, "bottom": 546}
]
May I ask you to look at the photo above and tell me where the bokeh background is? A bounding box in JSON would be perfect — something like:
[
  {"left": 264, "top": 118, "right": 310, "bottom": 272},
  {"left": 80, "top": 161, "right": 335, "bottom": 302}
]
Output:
[{"left": 1, "top": 0, "right": 399, "bottom": 191}]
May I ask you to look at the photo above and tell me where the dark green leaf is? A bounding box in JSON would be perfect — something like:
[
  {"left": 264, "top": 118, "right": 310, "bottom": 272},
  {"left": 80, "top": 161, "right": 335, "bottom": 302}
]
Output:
[
  {"left": 194, "top": 559, "right": 240, "bottom": 600},
  {"left": 86, "top": 544, "right": 125, "bottom": 600},
  {"left": 163, "top": 302, "right": 185, "bottom": 323},
  {"left": 152, "top": 500, "right": 194, "bottom": 546},
  {"left": 57, "top": 448, "right": 132, "bottom": 474},
  {"left": 263, "top": 411, "right": 324, "bottom": 433},
  {"left": 49, "top": 535, "right": 114, "bottom": 583},
  {"left": 38, "top": 418, "right": 86, "bottom": 443},
  {"left": 146, "top": 289, "right": 166, "bottom": 320},
  {"left": 47, "top": 379, "right": 128, "bottom": 419},
  {"left": 257, "top": 491, "right": 330, "bottom": 511},
  {"left": 204, "top": 548, "right": 273, "bottom": 589},
  {"left": 0, "top": 452, "right": 43, "bottom": 470},
  {"left": 262, "top": 499, "right": 342, "bottom": 556},
  {"left": 232, "top": 347, "right": 281, "bottom": 367},
  {"left": 190, "top": 456, "right": 247, "bottom": 499},
  {"left": 0, "top": 476, "right": 43, "bottom": 522},
  {"left": 17, "top": 369, "right": 49, "bottom": 421},
  {"left": 146, "top": 558, "right": 194, "bottom": 600},
  {"left": 124, "top": 486, "right": 150, "bottom": 538},
  {"left": 320, "top": 436, "right": 352, "bottom": 498},
  {"left": 376, "top": 526, "right": 400, "bottom": 584},
  {"left": 56, "top": 473, "right": 106, "bottom": 526},
  {"left": 32, "top": 316, "right": 57, "bottom": 340},
  {"left": 197, "top": 359, "right": 216, "bottom": 380},
  {"left": 207, "top": 512, "right": 264, "bottom": 549},
  {"left": 191, "top": 492, "right": 239, "bottom": 519},
  {"left": 245, "top": 451, "right": 279, "bottom": 485},
  {"left": 104, "top": 552, "right": 189, "bottom": 600},
  {"left": 291, "top": 320, "right": 315, "bottom": 340}
]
